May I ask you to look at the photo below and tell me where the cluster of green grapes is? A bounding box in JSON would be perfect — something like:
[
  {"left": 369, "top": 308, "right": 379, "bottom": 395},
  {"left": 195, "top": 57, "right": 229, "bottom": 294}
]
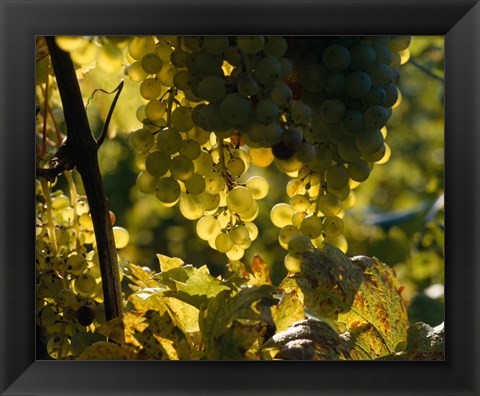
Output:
[
  {"left": 35, "top": 177, "right": 129, "bottom": 358},
  {"left": 120, "top": 35, "right": 410, "bottom": 267}
]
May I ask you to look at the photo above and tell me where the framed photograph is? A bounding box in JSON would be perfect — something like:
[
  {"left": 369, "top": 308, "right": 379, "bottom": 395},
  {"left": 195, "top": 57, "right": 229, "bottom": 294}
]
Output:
[{"left": 1, "top": 0, "right": 479, "bottom": 395}]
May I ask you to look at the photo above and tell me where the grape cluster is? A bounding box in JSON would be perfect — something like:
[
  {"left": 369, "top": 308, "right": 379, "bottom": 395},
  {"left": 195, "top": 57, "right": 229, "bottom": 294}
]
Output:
[
  {"left": 35, "top": 178, "right": 129, "bottom": 358},
  {"left": 122, "top": 35, "right": 410, "bottom": 267}
]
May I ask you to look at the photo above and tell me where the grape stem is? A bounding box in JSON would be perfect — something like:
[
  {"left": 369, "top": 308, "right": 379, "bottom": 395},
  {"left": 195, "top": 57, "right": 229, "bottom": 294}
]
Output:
[
  {"left": 40, "top": 178, "right": 58, "bottom": 256},
  {"left": 45, "top": 36, "right": 123, "bottom": 321},
  {"left": 94, "top": 80, "right": 125, "bottom": 147},
  {"left": 408, "top": 59, "right": 444, "bottom": 83},
  {"left": 314, "top": 171, "right": 326, "bottom": 216},
  {"left": 166, "top": 89, "right": 175, "bottom": 128},
  {"left": 64, "top": 170, "right": 81, "bottom": 251}
]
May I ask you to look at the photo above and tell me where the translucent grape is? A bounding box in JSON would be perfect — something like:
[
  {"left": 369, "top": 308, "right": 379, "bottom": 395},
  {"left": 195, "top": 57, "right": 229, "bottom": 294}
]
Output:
[
  {"left": 113, "top": 226, "right": 130, "bottom": 249},
  {"left": 288, "top": 234, "right": 313, "bottom": 257},
  {"left": 204, "top": 171, "right": 226, "bottom": 194},
  {"left": 229, "top": 225, "right": 250, "bottom": 245},
  {"left": 127, "top": 61, "right": 149, "bottom": 82},
  {"left": 279, "top": 224, "right": 301, "bottom": 247},
  {"left": 154, "top": 42, "right": 174, "bottom": 62},
  {"left": 171, "top": 106, "right": 194, "bottom": 132},
  {"left": 179, "top": 194, "right": 206, "bottom": 220},
  {"left": 156, "top": 127, "right": 183, "bottom": 154},
  {"left": 155, "top": 177, "right": 181, "bottom": 203},
  {"left": 270, "top": 203, "right": 294, "bottom": 228},
  {"left": 130, "top": 128, "right": 154, "bottom": 152},
  {"left": 388, "top": 36, "right": 411, "bottom": 52},
  {"left": 140, "top": 78, "right": 162, "bottom": 100},
  {"left": 74, "top": 273, "right": 97, "bottom": 295},
  {"left": 245, "top": 176, "right": 269, "bottom": 200},
  {"left": 323, "top": 216, "right": 344, "bottom": 237},
  {"left": 145, "top": 151, "right": 171, "bottom": 177},
  {"left": 355, "top": 129, "right": 384, "bottom": 155},
  {"left": 226, "top": 244, "right": 245, "bottom": 260},
  {"left": 227, "top": 157, "right": 247, "bottom": 177},
  {"left": 284, "top": 254, "right": 302, "bottom": 273},
  {"left": 136, "top": 171, "right": 158, "bottom": 194},
  {"left": 170, "top": 155, "right": 194, "bottom": 181},
  {"left": 141, "top": 53, "right": 163, "bottom": 74},
  {"left": 318, "top": 193, "right": 342, "bottom": 216},
  {"left": 300, "top": 214, "right": 323, "bottom": 239},
  {"left": 179, "top": 139, "right": 201, "bottom": 160},
  {"left": 347, "top": 159, "right": 371, "bottom": 182},
  {"left": 128, "top": 36, "right": 155, "bottom": 60},
  {"left": 364, "top": 105, "right": 389, "bottom": 129},
  {"left": 194, "top": 150, "right": 215, "bottom": 174},
  {"left": 248, "top": 147, "right": 275, "bottom": 167},
  {"left": 215, "top": 232, "right": 234, "bottom": 253},
  {"left": 196, "top": 215, "right": 221, "bottom": 241},
  {"left": 226, "top": 186, "right": 254, "bottom": 213}
]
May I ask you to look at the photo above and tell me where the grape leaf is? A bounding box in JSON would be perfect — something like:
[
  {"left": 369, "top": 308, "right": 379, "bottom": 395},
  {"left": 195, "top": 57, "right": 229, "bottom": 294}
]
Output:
[
  {"left": 215, "top": 322, "right": 266, "bottom": 360},
  {"left": 338, "top": 256, "right": 409, "bottom": 359},
  {"left": 249, "top": 254, "right": 272, "bottom": 286},
  {"left": 199, "top": 285, "right": 275, "bottom": 359},
  {"left": 153, "top": 264, "right": 197, "bottom": 290},
  {"left": 129, "top": 289, "right": 168, "bottom": 313},
  {"left": 78, "top": 341, "right": 138, "bottom": 360},
  {"left": 278, "top": 244, "right": 363, "bottom": 319},
  {"left": 96, "top": 311, "right": 148, "bottom": 348},
  {"left": 263, "top": 319, "right": 348, "bottom": 360},
  {"left": 157, "top": 254, "right": 185, "bottom": 272},
  {"left": 272, "top": 292, "right": 305, "bottom": 332},
  {"left": 126, "top": 262, "right": 161, "bottom": 289}
]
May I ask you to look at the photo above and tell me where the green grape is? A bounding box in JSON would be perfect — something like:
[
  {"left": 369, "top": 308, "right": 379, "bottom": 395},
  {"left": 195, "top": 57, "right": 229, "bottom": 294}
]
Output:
[
  {"left": 388, "top": 36, "right": 411, "bottom": 52},
  {"left": 291, "top": 102, "right": 312, "bottom": 125},
  {"left": 187, "top": 127, "right": 211, "bottom": 146},
  {"left": 361, "top": 86, "right": 387, "bottom": 107},
  {"left": 345, "top": 71, "right": 372, "bottom": 99},
  {"left": 373, "top": 44, "right": 393, "bottom": 65},
  {"left": 239, "top": 198, "right": 259, "bottom": 222},
  {"left": 220, "top": 93, "right": 251, "bottom": 125},
  {"left": 145, "top": 151, "right": 171, "bottom": 177},
  {"left": 320, "top": 99, "right": 346, "bottom": 123},
  {"left": 323, "top": 216, "right": 344, "bottom": 237},
  {"left": 236, "top": 36, "right": 265, "bottom": 54},
  {"left": 299, "top": 63, "right": 327, "bottom": 92},
  {"left": 348, "top": 159, "right": 371, "bottom": 182},
  {"left": 270, "top": 203, "right": 294, "bottom": 228},
  {"left": 136, "top": 171, "right": 158, "bottom": 194},
  {"left": 253, "top": 56, "right": 282, "bottom": 85},
  {"left": 136, "top": 104, "right": 147, "bottom": 123},
  {"left": 66, "top": 253, "right": 87, "bottom": 275},
  {"left": 184, "top": 173, "right": 206, "bottom": 194},
  {"left": 237, "top": 75, "right": 259, "bottom": 97},
  {"left": 79, "top": 213, "right": 93, "bottom": 230},
  {"left": 227, "top": 157, "right": 247, "bottom": 177},
  {"left": 368, "top": 63, "right": 394, "bottom": 88},
  {"left": 324, "top": 71, "right": 346, "bottom": 95},
  {"left": 127, "top": 62, "right": 148, "bottom": 82},
  {"left": 196, "top": 215, "right": 221, "bottom": 241},
  {"left": 284, "top": 254, "right": 302, "bottom": 273},
  {"left": 229, "top": 225, "right": 250, "bottom": 245},
  {"left": 141, "top": 53, "right": 163, "bottom": 74},
  {"left": 384, "top": 84, "right": 399, "bottom": 107},
  {"left": 170, "top": 49, "right": 189, "bottom": 68},
  {"left": 156, "top": 127, "right": 183, "bottom": 154},
  {"left": 145, "top": 100, "right": 166, "bottom": 121},
  {"left": 328, "top": 183, "right": 351, "bottom": 201},
  {"left": 197, "top": 75, "right": 226, "bottom": 103},
  {"left": 318, "top": 193, "right": 342, "bottom": 216},
  {"left": 157, "top": 63, "right": 176, "bottom": 87},
  {"left": 308, "top": 146, "right": 333, "bottom": 172},
  {"left": 155, "top": 177, "right": 181, "bottom": 204},
  {"left": 140, "top": 78, "right": 163, "bottom": 100},
  {"left": 323, "top": 234, "right": 348, "bottom": 253},
  {"left": 215, "top": 232, "right": 234, "bottom": 253},
  {"left": 204, "top": 170, "right": 226, "bottom": 194},
  {"left": 244, "top": 222, "right": 259, "bottom": 241},
  {"left": 74, "top": 273, "right": 97, "bottom": 295},
  {"left": 130, "top": 128, "right": 155, "bottom": 152},
  {"left": 154, "top": 42, "right": 174, "bottom": 62},
  {"left": 294, "top": 142, "right": 317, "bottom": 164},
  {"left": 288, "top": 234, "right": 313, "bottom": 257},
  {"left": 255, "top": 99, "right": 280, "bottom": 124},
  {"left": 279, "top": 224, "right": 301, "bottom": 247},
  {"left": 55, "top": 36, "right": 88, "bottom": 52},
  {"left": 113, "top": 226, "right": 130, "bottom": 249},
  {"left": 326, "top": 164, "right": 349, "bottom": 190},
  {"left": 128, "top": 36, "right": 155, "bottom": 60},
  {"left": 338, "top": 138, "right": 362, "bottom": 162},
  {"left": 40, "top": 305, "right": 59, "bottom": 327},
  {"left": 289, "top": 194, "right": 310, "bottom": 212},
  {"left": 179, "top": 194, "right": 206, "bottom": 220},
  {"left": 200, "top": 192, "right": 220, "bottom": 211},
  {"left": 292, "top": 211, "right": 307, "bottom": 228},
  {"left": 271, "top": 82, "right": 293, "bottom": 107},
  {"left": 226, "top": 186, "right": 254, "bottom": 214},
  {"left": 75, "top": 198, "right": 90, "bottom": 216},
  {"left": 245, "top": 176, "right": 269, "bottom": 200},
  {"left": 194, "top": 150, "right": 214, "bottom": 175},
  {"left": 183, "top": 36, "right": 202, "bottom": 51},
  {"left": 322, "top": 44, "right": 351, "bottom": 71},
  {"left": 364, "top": 105, "right": 389, "bottom": 129},
  {"left": 350, "top": 44, "right": 376, "bottom": 71},
  {"left": 300, "top": 214, "right": 323, "bottom": 239},
  {"left": 173, "top": 70, "right": 193, "bottom": 90},
  {"left": 264, "top": 36, "right": 288, "bottom": 57},
  {"left": 355, "top": 128, "right": 384, "bottom": 155},
  {"left": 171, "top": 106, "right": 194, "bottom": 132},
  {"left": 226, "top": 244, "right": 245, "bottom": 260},
  {"left": 203, "top": 36, "right": 229, "bottom": 55},
  {"left": 51, "top": 194, "right": 70, "bottom": 210},
  {"left": 170, "top": 155, "right": 194, "bottom": 181}
]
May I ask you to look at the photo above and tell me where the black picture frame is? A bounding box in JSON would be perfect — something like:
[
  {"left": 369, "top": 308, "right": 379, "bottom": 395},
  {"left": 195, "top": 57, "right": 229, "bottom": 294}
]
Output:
[{"left": 1, "top": 0, "right": 479, "bottom": 395}]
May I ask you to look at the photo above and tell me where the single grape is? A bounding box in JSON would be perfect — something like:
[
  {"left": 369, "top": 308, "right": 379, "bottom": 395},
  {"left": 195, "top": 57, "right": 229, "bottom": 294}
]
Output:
[
  {"left": 320, "top": 99, "right": 346, "bottom": 123},
  {"left": 130, "top": 128, "right": 155, "bottom": 152},
  {"left": 141, "top": 53, "right": 163, "bottom": 74},
  {"left": 226, "top": 186, "right": 254, "bottom": 214},
  {"left": 322, "top": 44, "right": 351, "bottom": 71},
  {"left": 155, "top": 177, "right": 181, "bottom": 204},
  {"left": 279, "top": 224, "right": 301, "bottom": 247},
  {"left": 74, "top": 273, "right": 97, "bottom": 295},
  {"left": 140, "top": 78, "right": 163, "bottom": 100},
  {"left": 197, "top": 75, "right": 226, "bottom": 103},
  {"left": 284, "top": 254, "right": 302, "bottom": 273},
  {"left": 229, "top": 225, "right": 250, "bottom": 245},
  {"left": 326, "top": 164, "right": 349, "bottom": 190},
  {"left": 156, "top": 127, "right": 183, "bottom": 154},
  {"left": 196, "top": 215, "right": 221, "bottom": 241},
  {"left": 264, "top": 36, "right": 288, "bottom": 57},
  {"left": 245, "top": 176, "right": 269, "bottom": 200},
  {"left": 145, "top": 151, "right": 171, "bottom": 177},
  {"left": 184, "top": 173, "right": 206, "bottom": 194},
  {"left": 170, "top": 155, "right": 194, "bottom": 181},
  {"left": 128, "top": 36, "right": 155, "bottom": 60},
  {"left": 347, "top": 159, "right": 371, "bottom": 182},
  {"left": 236, "top": 36, "right": 265, "bottom": 54},
  {"left": 270, "top": 203, "right": 294, "bottom": 228},
  {"left": 345, "top": 71, "right": 372, "bottom": 99},
  {"left": 179, "top": 194, "right": 206, "bottom": 220},
  {"left": 76, "top": 304, "right": 96, "bottom": 326},
  {"left": 203, "top": 36, "right": 229, "bottom": 55},
  {"left": 215, "top": 232, "right": 234, "bottom": 253},
  {"left": 300, "top": 214, "right": 323, "bottom": 239},
  {"left": 288, "top": 234, "right": 313, "bottom": 257},
  {"left": 318, "top": 193, "right": 342, "bottom": 216},
  {"left": 220, "top": 93, "right": 251, "bottom": 125},
  {"left": 323, "top": 216, "right": 344, "bottom": 237},
  {"left": 253, "top": 56, "right": 282, "bottom": 85},
  {"left": 136, "top": 171, "right": 158, "bottom": 194}
]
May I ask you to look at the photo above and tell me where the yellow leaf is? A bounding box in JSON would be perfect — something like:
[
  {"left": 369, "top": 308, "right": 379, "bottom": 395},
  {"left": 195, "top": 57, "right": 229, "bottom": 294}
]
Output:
[
  {"left": 272, "top": 292, "right": 305, "bottom": 333},
  {"left": 78, "top": 341, "right": 138, "bottom": 360},
  {"left": 249, "top": 254, "right": 272, "bottom": 286},
  {"left": 157, "top": 254, "right": 184, "bottom": 272}
]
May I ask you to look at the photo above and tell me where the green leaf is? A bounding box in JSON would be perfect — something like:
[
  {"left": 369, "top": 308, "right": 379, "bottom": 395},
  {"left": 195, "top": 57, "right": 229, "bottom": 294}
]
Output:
[
  {"left": 174, "top": 270, "right": 231, "bottom": 307},
  {"left": 199, "top": 285, "right": 275, "bottom": 359},
  {"left": 272, "top": 292, "right": 305, "bottom": 332},
  {"left": 78, "top": 341, "right": 138, "bottom": 360},
  {"left": 153, "top": 264, "right": 197, "bottom": 290},
  {"left": 215, "top": 322, "right": 266, "bottom": 360},
  {"left": 278, "top": 244, "right": 363, "bottom": 319},
  {"left": 126, "top": 262, "right": 162, "bottom": 289},
  {"left": 156, "top": 254, "right": 185, "bottom": 272},
  {"left": 338, "top": 256, "right": 409, "bottom": 359},
  {"left": 128, "top": 289, "right": 168, "bottom": 313},
  {"left": 263, "top": 319, "right": 347, "bottom": 360}
]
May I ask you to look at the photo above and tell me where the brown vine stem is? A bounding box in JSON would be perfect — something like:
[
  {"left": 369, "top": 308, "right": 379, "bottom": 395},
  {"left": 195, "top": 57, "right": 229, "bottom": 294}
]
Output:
[{"left": 45, "top": 36, "right": 123, "bottom": 321}]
